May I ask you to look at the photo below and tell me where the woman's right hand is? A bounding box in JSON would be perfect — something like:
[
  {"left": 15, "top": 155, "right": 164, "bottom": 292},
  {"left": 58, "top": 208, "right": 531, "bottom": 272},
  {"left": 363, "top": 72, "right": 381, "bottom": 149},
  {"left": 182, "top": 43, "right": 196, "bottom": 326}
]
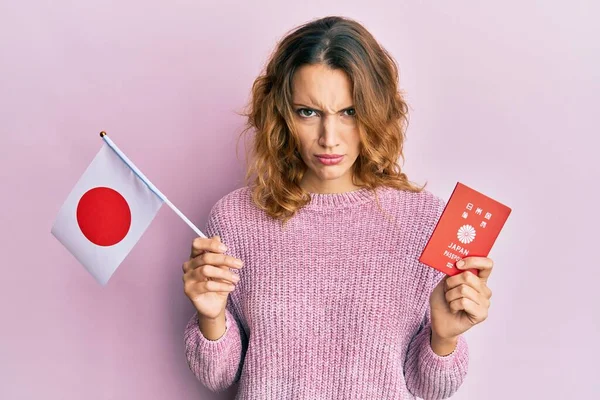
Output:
[{"left": 182, "top": 235, "right": 243, "bottom": 320}]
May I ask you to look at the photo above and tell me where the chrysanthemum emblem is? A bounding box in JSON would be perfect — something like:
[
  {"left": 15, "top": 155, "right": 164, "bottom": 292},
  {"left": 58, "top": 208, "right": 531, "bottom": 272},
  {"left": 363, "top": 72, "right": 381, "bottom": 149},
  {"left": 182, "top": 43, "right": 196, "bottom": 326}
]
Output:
[{"left": 457, "top": 224, "right": 476, "bottom": 244}]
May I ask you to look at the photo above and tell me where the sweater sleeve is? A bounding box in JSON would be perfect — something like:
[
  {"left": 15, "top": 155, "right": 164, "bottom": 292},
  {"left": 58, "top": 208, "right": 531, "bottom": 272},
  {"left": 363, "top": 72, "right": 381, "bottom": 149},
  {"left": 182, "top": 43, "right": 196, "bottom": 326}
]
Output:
[
  {"left": 404, "top": 194, "right": 469, "bottom": 399},
  {"left": 183, "top": 200, "right": 248, "bottom": 392}
]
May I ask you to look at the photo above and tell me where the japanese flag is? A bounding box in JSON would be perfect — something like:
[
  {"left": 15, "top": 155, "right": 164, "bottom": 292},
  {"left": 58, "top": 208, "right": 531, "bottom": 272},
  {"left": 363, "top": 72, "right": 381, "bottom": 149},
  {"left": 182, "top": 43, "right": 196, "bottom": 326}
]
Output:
[{"left": 51, "top": 142, "right": 163, "bottom": 285}]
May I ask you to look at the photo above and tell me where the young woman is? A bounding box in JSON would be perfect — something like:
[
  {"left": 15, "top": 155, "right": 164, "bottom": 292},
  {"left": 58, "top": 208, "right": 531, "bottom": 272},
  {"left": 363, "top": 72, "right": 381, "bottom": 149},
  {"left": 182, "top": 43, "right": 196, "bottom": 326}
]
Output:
[{"left": 182, "top": 15, "right": 493, "bottom": 400}]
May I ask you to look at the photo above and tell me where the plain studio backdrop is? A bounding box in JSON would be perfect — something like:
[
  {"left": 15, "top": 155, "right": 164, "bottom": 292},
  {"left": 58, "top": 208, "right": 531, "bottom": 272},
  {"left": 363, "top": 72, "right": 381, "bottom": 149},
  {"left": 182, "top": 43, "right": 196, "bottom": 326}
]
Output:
[{"left": 1, "top": 1, "right": 598, "bottom": 399}]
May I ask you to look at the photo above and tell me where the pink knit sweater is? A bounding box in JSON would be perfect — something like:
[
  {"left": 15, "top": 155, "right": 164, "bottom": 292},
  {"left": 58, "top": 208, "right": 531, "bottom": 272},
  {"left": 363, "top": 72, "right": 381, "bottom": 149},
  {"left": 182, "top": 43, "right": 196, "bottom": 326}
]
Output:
[{"left": 184, "top": 185, "right": 469, "bottom": 399}]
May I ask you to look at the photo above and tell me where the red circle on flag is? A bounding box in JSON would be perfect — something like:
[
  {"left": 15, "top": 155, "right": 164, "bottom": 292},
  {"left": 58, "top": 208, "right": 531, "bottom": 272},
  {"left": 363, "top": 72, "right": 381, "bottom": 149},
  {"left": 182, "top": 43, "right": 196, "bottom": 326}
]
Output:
[{"left": 76, "top": 187, "right": 131, "bottom": 246}]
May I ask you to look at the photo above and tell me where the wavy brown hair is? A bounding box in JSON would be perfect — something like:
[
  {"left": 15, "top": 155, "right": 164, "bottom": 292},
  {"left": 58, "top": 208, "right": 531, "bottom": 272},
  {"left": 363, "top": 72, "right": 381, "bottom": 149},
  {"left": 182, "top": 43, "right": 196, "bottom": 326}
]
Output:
[{"left": 236, "top": 15, "right": 426, "bottom": 225}]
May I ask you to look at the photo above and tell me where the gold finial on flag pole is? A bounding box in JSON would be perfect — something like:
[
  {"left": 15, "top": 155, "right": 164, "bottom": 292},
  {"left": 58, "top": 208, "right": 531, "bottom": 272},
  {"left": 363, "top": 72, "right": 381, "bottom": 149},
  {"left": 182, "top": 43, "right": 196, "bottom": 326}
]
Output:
[{"left": 100, "top": 131, "right": 106, "bottom": 138}]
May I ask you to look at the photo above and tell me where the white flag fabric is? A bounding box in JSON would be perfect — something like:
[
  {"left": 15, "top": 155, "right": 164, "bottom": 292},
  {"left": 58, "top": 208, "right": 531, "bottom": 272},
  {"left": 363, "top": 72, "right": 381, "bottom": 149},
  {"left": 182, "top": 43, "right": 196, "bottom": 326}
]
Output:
[{"left": 51, "top": 142, "right": 163, "bottom": 285}]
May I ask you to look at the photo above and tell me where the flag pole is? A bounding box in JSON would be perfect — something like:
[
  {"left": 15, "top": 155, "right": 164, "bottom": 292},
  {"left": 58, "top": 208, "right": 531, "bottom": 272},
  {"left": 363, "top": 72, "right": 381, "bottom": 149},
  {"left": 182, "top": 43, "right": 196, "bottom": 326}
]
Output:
[{"left": 99, "top": 131, "right": 207, "bottom": 238}]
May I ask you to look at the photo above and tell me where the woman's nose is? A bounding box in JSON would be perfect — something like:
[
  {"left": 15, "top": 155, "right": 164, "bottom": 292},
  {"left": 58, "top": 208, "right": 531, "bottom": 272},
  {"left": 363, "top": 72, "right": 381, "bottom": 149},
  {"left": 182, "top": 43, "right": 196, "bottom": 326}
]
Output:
[{"left": 319, "top": 117, "right": 340, "bottom": 148}]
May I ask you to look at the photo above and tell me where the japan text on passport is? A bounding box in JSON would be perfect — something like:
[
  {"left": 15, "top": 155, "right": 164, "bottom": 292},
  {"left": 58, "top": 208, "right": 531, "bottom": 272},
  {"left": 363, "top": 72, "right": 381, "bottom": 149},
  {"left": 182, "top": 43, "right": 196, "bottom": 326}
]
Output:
[{"left": 419, "top": 182, "right": 512, "bottom": 277}]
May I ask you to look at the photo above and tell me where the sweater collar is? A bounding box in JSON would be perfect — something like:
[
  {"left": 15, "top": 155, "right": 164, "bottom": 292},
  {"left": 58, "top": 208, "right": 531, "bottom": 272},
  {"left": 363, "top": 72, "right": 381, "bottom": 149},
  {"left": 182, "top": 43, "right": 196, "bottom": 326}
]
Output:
[{"left": 304, "top": 186, "right": 390, "bottom": 210}]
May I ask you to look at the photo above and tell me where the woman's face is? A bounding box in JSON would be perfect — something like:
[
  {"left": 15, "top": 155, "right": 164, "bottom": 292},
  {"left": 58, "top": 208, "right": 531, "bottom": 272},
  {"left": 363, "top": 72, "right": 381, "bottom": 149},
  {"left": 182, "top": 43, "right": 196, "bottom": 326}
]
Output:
[{"left": 291, "top": 63, "right": 362, "bottom": 194}]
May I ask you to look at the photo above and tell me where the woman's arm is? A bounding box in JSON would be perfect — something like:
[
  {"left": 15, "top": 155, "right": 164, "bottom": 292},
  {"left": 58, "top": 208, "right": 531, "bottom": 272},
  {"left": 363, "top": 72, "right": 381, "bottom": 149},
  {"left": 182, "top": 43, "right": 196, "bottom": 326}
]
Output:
[
  {"left": 430, "top": 331, "right": 459, "bottom": 356},
  {"left": 198, "top": 310, "right": 227, "bottom": 340},
  {"left": 183, "top": 199, "right": 248, "bottom": 392},
  {"left": 184, "top": 302, "right": 248, "bottom": 392},
  {"left": 403, "top": 195, "right": 470, "bottom": 399},
  {"left": 404, "top": 292, "right": 469, "bottom": 400}
]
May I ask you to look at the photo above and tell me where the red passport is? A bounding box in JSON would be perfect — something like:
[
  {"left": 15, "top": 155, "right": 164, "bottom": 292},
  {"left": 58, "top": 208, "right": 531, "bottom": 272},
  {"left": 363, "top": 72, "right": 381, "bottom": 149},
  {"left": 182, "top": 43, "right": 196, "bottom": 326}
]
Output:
[{"left": 419, "top": 182, "right": 512, "bottom": 277}]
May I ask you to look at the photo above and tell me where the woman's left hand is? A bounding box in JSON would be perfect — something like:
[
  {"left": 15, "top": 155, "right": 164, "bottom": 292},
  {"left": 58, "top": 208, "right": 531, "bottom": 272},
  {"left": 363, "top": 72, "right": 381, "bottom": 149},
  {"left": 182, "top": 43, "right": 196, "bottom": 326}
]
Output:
[{"left": 429, "top": 256, "right": 494, "bottom": 342}]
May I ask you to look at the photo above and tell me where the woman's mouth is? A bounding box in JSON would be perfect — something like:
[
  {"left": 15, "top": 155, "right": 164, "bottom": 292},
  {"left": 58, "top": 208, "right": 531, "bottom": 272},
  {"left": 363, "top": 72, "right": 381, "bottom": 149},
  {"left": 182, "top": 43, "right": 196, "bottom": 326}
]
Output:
[{"left": 315, "top": 155, "right": 344, "bottom": 165}]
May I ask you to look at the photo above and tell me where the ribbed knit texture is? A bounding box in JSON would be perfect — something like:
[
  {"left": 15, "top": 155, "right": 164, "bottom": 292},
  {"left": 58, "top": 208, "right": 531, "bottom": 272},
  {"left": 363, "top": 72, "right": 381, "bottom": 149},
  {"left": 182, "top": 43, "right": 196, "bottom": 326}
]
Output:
[{"left": 184, "top": 185, "right": 469, "bottom": 399}]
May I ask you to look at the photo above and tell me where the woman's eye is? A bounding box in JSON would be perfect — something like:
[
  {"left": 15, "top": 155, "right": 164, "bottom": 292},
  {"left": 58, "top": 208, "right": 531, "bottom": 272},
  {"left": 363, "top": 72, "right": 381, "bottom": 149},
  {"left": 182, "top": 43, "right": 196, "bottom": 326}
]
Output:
[
  {"left": 296, "top": 108, "right": 355, "bottom": 118},
  {"left": 297, "top": 108, "right": 317, "bottom": 118}
]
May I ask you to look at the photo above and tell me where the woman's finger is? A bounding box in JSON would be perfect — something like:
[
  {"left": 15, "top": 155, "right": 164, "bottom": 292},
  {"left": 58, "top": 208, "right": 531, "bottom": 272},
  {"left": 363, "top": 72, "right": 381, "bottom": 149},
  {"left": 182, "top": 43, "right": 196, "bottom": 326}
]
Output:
[
  {"left": 445, "top": 283, "right": 481, "bottom": 305},
  {"left": 194, "top": 252, "right": 244, "bottom": 270},
  {"left": 204, "top": 278, "right": 236, "bottom": 293},
  {"left": 185, "top": 263, "right": 240, "bottom": 287},
  {"left": 485, "top": 286, "right": 492, "bottom": 299},
  {"left": 446, "top": 269, "right": 486, "bottom": 294},
  {"left": 448, "top": 297, "right": 487, "bottom": 322},
  {"left": 182, "top": 260, "right": 191, "bottom": 274},
  {"left": 190, "top": 236, "right": 228, "bottom": 258},
  {"left": 183, "top": 267, "right": 237, "bottom": 294},
  {"left": 456, "top": 256, "right": 494, "bottom": 281},
  {"left": 199, "top": 264, "right": 241, "bottom": 285}
]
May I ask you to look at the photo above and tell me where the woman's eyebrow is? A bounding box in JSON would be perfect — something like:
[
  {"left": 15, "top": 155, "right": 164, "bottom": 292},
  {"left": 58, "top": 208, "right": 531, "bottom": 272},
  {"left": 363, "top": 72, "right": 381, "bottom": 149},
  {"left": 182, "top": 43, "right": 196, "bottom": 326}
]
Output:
[{"left": 292, "top": 103, "right": 354, "bottom": 113}]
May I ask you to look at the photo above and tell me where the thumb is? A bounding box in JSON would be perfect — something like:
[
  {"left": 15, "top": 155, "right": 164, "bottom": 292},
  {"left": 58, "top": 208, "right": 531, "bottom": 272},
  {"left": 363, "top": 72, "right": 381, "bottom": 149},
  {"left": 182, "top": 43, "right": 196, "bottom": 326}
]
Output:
[{"left": 214, "top": 235, "right": 221, "bottom": 242}]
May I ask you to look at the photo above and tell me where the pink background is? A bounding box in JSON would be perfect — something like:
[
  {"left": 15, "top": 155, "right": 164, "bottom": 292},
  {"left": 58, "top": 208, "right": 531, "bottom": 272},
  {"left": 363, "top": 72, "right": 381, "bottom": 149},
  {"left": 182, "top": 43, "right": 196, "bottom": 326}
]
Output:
[{"left": 1, "top": 1, "right": 598, "bottom": 399}]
